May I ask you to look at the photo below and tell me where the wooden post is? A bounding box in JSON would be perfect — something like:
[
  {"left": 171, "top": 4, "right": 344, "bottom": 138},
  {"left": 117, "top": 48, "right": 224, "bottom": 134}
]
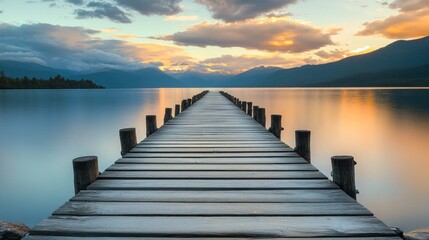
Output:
[
  {"left": 253, "top": 106, "right": 259, "bottom": 121},
  {"left": 247, "top": 102, "right": 252, "bottom": 116},
  {"left": 73, "top": 156, "right": 99, "bottom": 194},
  {"left": 269, "top": 114, "right": 283, "bottom": 139},
  {"left": 331, "top": 156, "right": 357, "bottom": 200},
  {"left": 257, "top": 108, "right": 266, "bottom": 127},
  {"left": 174, "top": 104, "right": 180, "bottom": 117},
  {"left": 181, "top": 99, "right": 187, "bottom": 111},
  {"left": 119, "top": 128, "right": 137, "bottom": 156},
  {"left": 187, "top": 98, "right": 192, "bottom": 107},
  {"left": 164, "top": 108, "right": 172, "bottom": 123},
  {"left": 146, "top": 115, "right": 158, "bottom": 137},
  {"left": 237, "top": 100, "right": 241, "bottom": 108},
  {"left": 242, "top": 101, "right": 247, "bottom": 112},
  {"left": 295, "top": 130, "right": 311, "bottom": 162}
]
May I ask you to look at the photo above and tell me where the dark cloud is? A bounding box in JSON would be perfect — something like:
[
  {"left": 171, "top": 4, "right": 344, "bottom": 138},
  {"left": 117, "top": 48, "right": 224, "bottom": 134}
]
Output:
[
  {"left": 65, "top": 0, "right": 84, "bottom": 5},
  {"left": 114, "top": 0, "right": 182, "bottom": 15},
  {"left": 155, "top": 18, "right": 335, "bottom": 53},
  {"left": 195, "top": 0, "right": 297, "bottom": 22},
  {"left": 0, "top": 23, "right": 180, "bottom": 71},
  {"left": 75, "top": 1, "right": 132, "bottom": 23}
]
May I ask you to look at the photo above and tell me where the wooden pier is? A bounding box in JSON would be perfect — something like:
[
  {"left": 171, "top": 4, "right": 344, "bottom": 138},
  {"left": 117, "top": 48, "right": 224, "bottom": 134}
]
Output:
[{"left": 26, "top": 91, "right": 399, "bottom": 239}]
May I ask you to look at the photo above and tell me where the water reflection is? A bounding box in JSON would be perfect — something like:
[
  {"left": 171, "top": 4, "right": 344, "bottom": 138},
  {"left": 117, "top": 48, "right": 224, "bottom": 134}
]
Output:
[{"left": 0, "top": 88, "right": 428, "bottom": 231}]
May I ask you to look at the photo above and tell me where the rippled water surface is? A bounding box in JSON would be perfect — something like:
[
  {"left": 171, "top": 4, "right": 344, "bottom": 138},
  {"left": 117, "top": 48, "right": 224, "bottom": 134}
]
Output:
[{"left": 0, "top": 88, "right": 428, "bottom": 231}]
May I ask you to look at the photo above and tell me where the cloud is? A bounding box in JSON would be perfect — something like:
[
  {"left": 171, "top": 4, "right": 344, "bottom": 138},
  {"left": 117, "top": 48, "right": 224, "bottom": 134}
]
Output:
[
  {"left": 356, "top": 8, "right": 429, "bottom": 39},
  {"left": 114, "top": 0, "right": 182, "bottom": 16},
  {"left": 195, "top": 0, "right": 297, "bottom": 22},
  {"left": 389, "top": 0, "right": 428, "bottom": 12},
  {"left": 75, "top": 1, "right": 132, "bottom": 23},
  {"left": 314, "top": 49, "right": 347, "bottom": 60},
  {"left": 0, "top": 23, "right": 194, "bottom": 72},
  {"left": 155, "top": 18, "right": 335, "bottom": 53},
  {"left": 65, "top": 0, "right": 84, "bottom": 5},
  {"left": 357, "top": 0, "right": 429, "bottom": 39}
]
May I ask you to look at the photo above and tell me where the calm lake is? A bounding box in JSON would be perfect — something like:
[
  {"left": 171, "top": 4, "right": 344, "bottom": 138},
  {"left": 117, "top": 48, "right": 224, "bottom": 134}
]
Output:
[{"left": 0, "top": 88, "right": 428, "bottom": 231}]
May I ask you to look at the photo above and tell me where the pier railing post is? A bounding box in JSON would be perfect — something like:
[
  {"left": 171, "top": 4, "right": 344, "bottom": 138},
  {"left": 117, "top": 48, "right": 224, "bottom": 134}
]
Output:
[
  {"left": 269, "top": 114, "right": 283, "bottom": 139},
  {"left": 164, "top": 108, "right": 173, "bottom": 123},
  {"left": 73, "top": 156, "right": 99, "bottom": 194},
  {"left": 257, "top": 108, "right": 266, "bottom": 127},
  {"left": 241, "top": 101, "right": 247, "bottom": 112},
  {"left": 247, "top": 102, "right": 252, "bottom": 116},
  {"left": 331, "top": 156, "right": 357, "bottom": 200},
  {"left": 119, "top": 128, "right": 137, "bottom": 156},
  {"left": 181, "top": 99, "right": 187, "bottom": 112},
  {"left": 253, "top": 106, "right": 259, "bottom": 121},
  {"left": 146, "top": 115, "right": 158, "bottom": 137},
  {"left": 295, "top": 130, "right": 311, "bottom": 162},
  {"left": 175, "top": 104, "right": 180, "bottom": 116}
]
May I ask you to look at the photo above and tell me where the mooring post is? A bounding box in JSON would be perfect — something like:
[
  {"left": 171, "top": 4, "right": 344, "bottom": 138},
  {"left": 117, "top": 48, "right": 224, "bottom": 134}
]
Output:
[
  {"left": 181, "top": 99, "right": 187, "bottom": 111},
  {"left": 242, "top": 101, "right": 247, "bottom": 112},
  {"left": 269, "top": 114, "right": 283, "bottom": 139},
  {"left": 146, "top": 115, "right": 158, "bottom": 137},
  {"left": 73, "top": 156, "right": 99, "bottom": 194},
  {"left": 164, "top": 108, "right": 173, "bottom": 123},
  {"left": 331, "top": 155, "right": 357, "bottom": 200},
  {"left": 119, "top": 128, "right": 137, "bottom": 156},
  {"left": 257, "top": 108, "right": 266, "bottom": 127},
  {"left": 187, "top": 98, "right": 192, "bottom": 107},
  {"left": 253, "top": 106, "right": 259, "bottom": 121},
  {"left": 175, "top": 104, "right": 180, "bottom": 117},
  {"left": 247, "top": 102, "right": 253, "bottom": 116},
  {"left": 295, "top": 130, "right": 311, "bottom": 162},
  {"left": 237, "top": 100, "right": 241, "bottom": 108}
]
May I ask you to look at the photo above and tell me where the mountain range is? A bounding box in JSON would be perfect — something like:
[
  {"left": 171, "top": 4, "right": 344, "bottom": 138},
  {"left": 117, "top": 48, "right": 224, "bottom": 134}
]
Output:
[{"left": 1, "top": 36, "right": 429, "bottom": 88}]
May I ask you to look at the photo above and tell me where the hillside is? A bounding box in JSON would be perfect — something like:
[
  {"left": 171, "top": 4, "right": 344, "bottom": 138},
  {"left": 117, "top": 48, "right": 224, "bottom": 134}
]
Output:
[
  {"left": 312, "top": 64, "right": 429, "bottom": 87},
  {"left": 265, "top": 36, "right": 429, "bottom": 87}
]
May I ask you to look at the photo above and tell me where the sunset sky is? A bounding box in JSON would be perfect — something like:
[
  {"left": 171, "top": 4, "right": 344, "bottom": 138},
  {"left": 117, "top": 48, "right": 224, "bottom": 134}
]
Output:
[{"left": 0, "top": 0, "right": 428, "bottom": 74}]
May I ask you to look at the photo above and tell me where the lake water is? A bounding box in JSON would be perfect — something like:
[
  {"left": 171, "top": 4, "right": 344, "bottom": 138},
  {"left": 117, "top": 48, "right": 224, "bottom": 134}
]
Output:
[{"left": 0, "top": 88, "right": 428, "bottom": 232}]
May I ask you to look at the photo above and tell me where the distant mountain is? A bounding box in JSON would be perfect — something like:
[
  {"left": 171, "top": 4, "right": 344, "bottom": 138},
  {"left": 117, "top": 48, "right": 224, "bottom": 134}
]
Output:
[
  {"left": 228, "top": 66, "right": 283, "bottom": 86},
  {"left": 0, "top": 60, "right": 77, "bottom": 78},
  {"left": 74, "top": 68, "right": 183, "bottom": 88},
  {"left": 170, "top": 71, "right": 231, "bottom": 87},
  {"left": 313, "top": 63, "right": 429, "bottom": 87},
  {"left": 265, "top": 36, "right": 429, "bottom": 87}
]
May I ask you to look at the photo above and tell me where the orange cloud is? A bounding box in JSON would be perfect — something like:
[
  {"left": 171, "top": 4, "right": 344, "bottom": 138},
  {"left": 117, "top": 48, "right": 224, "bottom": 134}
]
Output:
[
  {"left": 155, "top": 17, "right": 335, "bottom": 53},
  {"left": 357, "top": 2, "right": 429, "bottom": 39}
]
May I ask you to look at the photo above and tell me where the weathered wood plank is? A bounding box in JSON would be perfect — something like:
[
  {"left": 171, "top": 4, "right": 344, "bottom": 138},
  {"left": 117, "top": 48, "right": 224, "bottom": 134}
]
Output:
[
  {"left": 99, "top": 171, "right": 327, "bottom": 179},
  {"left": 25, "top": 237, "right": 403, "bottom": 240},
  {"left": 115, "top": 157, "right": 307, "bottom": 164},
  {"left": 31, "top": 216, "right": 397, "bottom": 238},
  {"left": 53, "top": 202, "right": 372, "bottom": 216},
  {"left": 87, "top": 179, "right": 338, "bottom": 190},
  {"left": 131, "top": 147, "right": 293, "bottom": 153},
  {"left": 72, "top": 189, "right": 356, "bottom": 203},
  {"left": 124, "top": 152, "right": 300, "bottom": 158},
  {"left": 106, "top": 163, "right": 317, "bottom": 171}
]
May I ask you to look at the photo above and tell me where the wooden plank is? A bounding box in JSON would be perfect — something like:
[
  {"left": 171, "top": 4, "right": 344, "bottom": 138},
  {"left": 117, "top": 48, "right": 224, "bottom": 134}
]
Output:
[
  {"left": 72, "top": 189, "right": 356, "bottom": 203},
  {"left": 130, "top": 147, "right": 293, "bottom": 153},
  {"left": 53, "top": 202, "right": 372, "bottom": 216},
  {"left": 25, "top": 236, "right": 403, "bottom": 240},
  {"left": 99, "top": 171, "right": 327, "bottom": 179},
  {"left": 31, "top": 216, "right": 397, "bottom": 238},
  {"left": 124, "top": 152, "right": 300, "bottom": 158},
  {"left": 87, "top": 179, "right": 338, "bottom": 190},
  {"left": 115, "top": 157, "right": 307, "bottom": 164},
  {"left": 106, "top": 163, "right": 317, "bottom": 171}
]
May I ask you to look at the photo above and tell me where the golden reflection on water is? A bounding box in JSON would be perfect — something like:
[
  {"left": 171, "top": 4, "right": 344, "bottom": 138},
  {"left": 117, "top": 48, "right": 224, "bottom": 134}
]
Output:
[{"left": 222, "top": 88, "right": 429, "bottom": 231}]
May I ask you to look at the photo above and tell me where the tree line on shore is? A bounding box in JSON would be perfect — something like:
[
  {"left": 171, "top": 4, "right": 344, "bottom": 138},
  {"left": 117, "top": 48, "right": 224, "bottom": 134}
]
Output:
[{"left": 0, "top": 71, "right": 104, "bottom": 89}]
